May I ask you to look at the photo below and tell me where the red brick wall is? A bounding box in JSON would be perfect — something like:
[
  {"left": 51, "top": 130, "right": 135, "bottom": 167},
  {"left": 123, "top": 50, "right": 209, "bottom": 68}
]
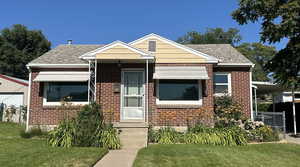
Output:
[
  {"left": 28, "top": 65, "right": 251, "bottom": 126},
  {"left": 148, "top": 64, "right": 215, "bottom": 126},
  {"left": 28, "top": 69, "right": 86, "bottom": 125},
  {"left": 94, "top": 63, "right": 215, "bottom": 126},
  {"left": 214, "top": 67, "right": 251, "bottom": 117}
]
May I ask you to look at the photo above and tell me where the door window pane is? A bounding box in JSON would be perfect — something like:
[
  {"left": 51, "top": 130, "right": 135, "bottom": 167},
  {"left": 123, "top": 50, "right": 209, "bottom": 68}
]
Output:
[
  {"left": 124, "top": 72, "right": 143, "bottom": 95},
  {"left": 46, "top": 82, "right": 88, "bottom": 102},
  {"left": 159, "top": 80, "right": 199, "bottom": 100},
  {"left": 124, "top": 97, "right": 142, "bottom": 107}
]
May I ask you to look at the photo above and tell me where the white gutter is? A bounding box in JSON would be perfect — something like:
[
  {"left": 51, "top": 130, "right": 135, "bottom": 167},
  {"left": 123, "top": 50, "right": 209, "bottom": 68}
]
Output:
[
  {"left": 217, "top": 63, "right": 255, "bottom": 67},
  {"left": 26, "top": 69, "right": 32, "bottom": 131},
  {"left": 26, "top": 64, "right": 89, "bottom": 68}
]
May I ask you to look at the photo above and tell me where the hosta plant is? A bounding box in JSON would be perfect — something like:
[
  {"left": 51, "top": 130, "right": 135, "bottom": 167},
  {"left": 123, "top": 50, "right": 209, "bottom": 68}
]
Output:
[{"left": 47, "top": 119, "right": 76, "bottom": 148}]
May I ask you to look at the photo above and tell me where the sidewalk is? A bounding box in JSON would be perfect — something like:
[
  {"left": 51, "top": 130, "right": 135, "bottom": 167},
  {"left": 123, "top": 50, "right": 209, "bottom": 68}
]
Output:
[
  {"left": 94, "top": 148, "right": 139, "bottom": 167},
  {"left": 285, "top": 134, "right": 300, "bottom": 144}
]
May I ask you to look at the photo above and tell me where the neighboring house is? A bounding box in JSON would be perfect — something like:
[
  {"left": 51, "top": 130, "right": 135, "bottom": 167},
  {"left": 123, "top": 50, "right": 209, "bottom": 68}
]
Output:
[
  {"left": 26, "top": 33, "right": 254, "bottom": 130},
  {"left": 275, "top": 92, "right": 300, "bottom": 103},
  {"left": 0, "top": 74, "right": 28, "bottom": 123},
  {"left": 0, "top": 74, "right": 28, "bottom": 107}
]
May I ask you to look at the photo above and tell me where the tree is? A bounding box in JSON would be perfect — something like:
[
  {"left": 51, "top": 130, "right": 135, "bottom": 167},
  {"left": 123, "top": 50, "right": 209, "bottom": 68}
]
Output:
[
  {"left": 177, "top": 28, "right": 242, "bottom": 46},
  {"left": 236, "top": 43, "right": 277, "bottom": 81},
  {"left": 232, "top": 0, "right": 300, "bottom": 135},
  {"left": 0, "top": 24, "right": 51, "bottom": 79}
]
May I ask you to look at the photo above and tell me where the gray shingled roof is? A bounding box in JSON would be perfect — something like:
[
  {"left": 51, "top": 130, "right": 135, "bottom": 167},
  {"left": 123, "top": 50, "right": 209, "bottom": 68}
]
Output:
[
  {"left": 29, "top": 44, "right": 252, "bottom": 65},
  {"left": 29, "top": 44, "right": 104, "bottom": 64},
  {"left": 186, "top": 44, "right": 252, "bottom": 64}
]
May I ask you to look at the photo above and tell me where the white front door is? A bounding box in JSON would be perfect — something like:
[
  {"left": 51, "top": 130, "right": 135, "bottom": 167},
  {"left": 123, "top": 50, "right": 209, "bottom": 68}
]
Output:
[{"left": 121, "top": 70, "right": 145, "bottom": 121}]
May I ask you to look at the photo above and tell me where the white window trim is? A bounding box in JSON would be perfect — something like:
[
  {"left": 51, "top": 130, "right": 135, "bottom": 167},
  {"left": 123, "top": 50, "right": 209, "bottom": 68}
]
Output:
[
  {"left": 43, "top": 82, "right": 89, "bottom": 106},
  {"left": 213, "top": 72, "right": 232, "bottom": 96},
  {"left": 156, "top": 80, "right": 203, "bottom": 105}
]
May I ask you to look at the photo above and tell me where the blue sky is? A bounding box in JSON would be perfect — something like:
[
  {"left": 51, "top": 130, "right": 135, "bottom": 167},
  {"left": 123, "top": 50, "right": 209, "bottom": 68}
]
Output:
[{"left": 0, "top": 0, "right": 287, "bottom": 49}]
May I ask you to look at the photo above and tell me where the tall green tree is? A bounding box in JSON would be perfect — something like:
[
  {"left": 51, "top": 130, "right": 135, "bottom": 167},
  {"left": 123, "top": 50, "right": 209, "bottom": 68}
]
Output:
[
  {"left": 232, "top": 0, "right": 300, "bottom": 134},
  {"left": 236, "top": 43, "right": 277, "bottom": 81},
  {"left": 0, "top": 24, "right": 51, "bottom": 79},
  {"left": 177, "top": 28, "right": 242, "bottom": 46},
  {"left": 232, "top": 0, "right": 300, "bottom": 85}
]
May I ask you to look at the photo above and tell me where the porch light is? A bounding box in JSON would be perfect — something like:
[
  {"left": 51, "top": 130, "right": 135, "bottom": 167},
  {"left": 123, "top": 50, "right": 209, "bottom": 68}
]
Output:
[{"left": 118, "top": 60, "right": 122, "bottom": 68}]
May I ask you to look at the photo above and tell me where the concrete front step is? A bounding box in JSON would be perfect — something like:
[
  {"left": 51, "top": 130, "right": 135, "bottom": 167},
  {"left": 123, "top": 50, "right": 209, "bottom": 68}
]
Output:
[{"left": 114, "top": 122, "right": 149, "bottom": 149}]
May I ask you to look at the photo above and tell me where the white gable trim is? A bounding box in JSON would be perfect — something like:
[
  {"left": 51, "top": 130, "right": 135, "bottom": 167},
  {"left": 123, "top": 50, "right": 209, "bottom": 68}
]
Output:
[
  {"left": 129, "top": 33, "right": 219, "bottom": 63},
  {"left": 80, "top": 40, "right": 153, "bottom": 60}
]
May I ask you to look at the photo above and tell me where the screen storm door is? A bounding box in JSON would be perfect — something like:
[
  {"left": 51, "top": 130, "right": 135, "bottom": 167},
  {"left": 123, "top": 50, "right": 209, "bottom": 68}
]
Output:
[{"left": 121, "top": 70, "right": 145, "bottom": 120}]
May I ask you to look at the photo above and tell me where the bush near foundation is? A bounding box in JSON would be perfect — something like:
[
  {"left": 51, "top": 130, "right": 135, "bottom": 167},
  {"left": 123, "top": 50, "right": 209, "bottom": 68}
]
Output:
[
  {"left": 149, "top": 125, "right": 247, "bottom": 146},
  {"left": 47, "top": 103, "right": 121, "bottom": 149}
]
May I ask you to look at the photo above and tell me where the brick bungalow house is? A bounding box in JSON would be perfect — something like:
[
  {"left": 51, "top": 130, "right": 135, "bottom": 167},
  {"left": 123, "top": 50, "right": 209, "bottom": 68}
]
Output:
[{"left": 26, "top": 33, "right": 254, "bottom": 131}]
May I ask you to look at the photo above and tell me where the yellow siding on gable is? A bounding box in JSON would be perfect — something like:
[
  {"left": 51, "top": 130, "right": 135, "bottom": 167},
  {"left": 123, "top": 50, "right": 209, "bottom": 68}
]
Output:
[
  {"left": 96, "top": 45, "right": 142, "bottom": 59},
  {"left": 132, "top": 38, "right": 206, "bottom": 63}
]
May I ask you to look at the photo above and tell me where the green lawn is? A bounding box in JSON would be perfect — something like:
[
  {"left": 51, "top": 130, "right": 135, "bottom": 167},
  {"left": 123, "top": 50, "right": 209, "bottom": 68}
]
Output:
[
  {"left": 133, "top": 144, "right": 300, "bottom": 167},
  {"left": 0, "top": 122, "right": 108, "bottom": 167}
]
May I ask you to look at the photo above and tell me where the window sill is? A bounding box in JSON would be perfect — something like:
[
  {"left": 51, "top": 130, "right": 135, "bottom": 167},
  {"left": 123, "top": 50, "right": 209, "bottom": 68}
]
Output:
[
  {"left": 42, "top": 105, "right": 84, "bottom": 110},
  {"left": 156, "top": 104, "right": 202, "bottom": 109}
]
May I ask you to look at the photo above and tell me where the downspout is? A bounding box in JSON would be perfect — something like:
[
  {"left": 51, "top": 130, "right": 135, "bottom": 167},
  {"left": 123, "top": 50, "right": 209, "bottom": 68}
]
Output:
[
  {"left": 88, "top": 60, "right": 91, "bottom": 103},
  {"left": 146, "top": 59, "right": 149, "bottom": 123},
  {"left": 250, "top": 68, "right": 254, "bottom": 121},
  {"left": 94, "top": 60, "right": 97, "bottom": 102},
  {"left": 26, "top": 68, "right": 32, "bottom": 131}
]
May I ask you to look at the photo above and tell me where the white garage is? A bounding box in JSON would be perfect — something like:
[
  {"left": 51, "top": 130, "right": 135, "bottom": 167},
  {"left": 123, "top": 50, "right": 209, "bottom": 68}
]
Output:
[
  {"left": 0, "top": 74, "right": 28, "bottom": 107},
  {"left": 0, "top": 93, "right": 24, "bottom": 107}
]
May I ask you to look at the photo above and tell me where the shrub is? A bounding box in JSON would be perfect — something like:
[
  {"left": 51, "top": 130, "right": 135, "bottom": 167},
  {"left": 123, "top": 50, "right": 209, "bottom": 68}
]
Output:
[
  {"left": 20, "top": 129, "right": 31, "bottom": 138},
  {"left": 96, "top": 124, "right": 121, "bottom": 149},
  {"left": 188, "top": 123, "right": 212, "bottom": 133},
  {"left": 47, "top": 119, "right": 76, "bottom": 148},
  {"left": 20, "top": 126, "right": 47, "bottom": 139},
  {"left": 73, "top": 103, "right": 104, "bottom": 147},
  {"left": 153, "top": 127, "right": 182, "bottom": 144},
  {"left": 47, "top": 103, "right": 121, "bottom": 149},
  {"left": 214, "top": 95, "right": 244, "bottom": 128},
  {"left": 247, "top": 125, "right": 279, "bottom": 142},
  {"left": 148, "top": 126, "right": 156, "bottom": 143},
  {"left": 257, "top": 103, "right": 272, "bottom": 112},
  {"left": 184, "top": 126, "right": 247, "bottom": 146}
]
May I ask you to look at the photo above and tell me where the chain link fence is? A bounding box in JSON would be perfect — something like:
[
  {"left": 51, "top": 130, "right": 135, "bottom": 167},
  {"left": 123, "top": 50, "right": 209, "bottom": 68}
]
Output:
[
  {"left": 0, "top": 103, "right": 27, "bottom": 124},
  {"left": 254, "top": 111, "right": 286, "bottom": 135},
  {"left": 0, "top": 103, "right": 4, "bottom": 122}
]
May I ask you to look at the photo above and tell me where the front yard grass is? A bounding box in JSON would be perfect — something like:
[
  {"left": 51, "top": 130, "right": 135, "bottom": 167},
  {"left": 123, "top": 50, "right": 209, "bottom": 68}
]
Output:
[
  {"left": 133, "top": 144, "right": 300, "bottom": 167},
  {"left": 0, "top": 122, "right": 108, "bottom": 167}
]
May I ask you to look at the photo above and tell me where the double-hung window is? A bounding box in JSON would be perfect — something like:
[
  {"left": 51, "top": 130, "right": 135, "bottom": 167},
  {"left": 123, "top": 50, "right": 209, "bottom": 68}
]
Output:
[
  {"left": 43, "top": 82, "right": 89, "bottom": 105},
  {"left": 156, "top": 80, "right": 202, "bottom": 105},
  {"left": 213, "top": 73, "right": 231, "bottom": 96}
]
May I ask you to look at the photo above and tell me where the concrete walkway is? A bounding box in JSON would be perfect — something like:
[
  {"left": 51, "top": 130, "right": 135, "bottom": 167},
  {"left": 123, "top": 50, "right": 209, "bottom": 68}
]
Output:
[
  {"left": 94, "top": 148, "right": 139, "bottom": 167},
  {"left": 285, "top": 134, "right": 300, "bottom": 144},
  {"left": 94, "top": 124, "right": 148, "bottom": 167}
]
